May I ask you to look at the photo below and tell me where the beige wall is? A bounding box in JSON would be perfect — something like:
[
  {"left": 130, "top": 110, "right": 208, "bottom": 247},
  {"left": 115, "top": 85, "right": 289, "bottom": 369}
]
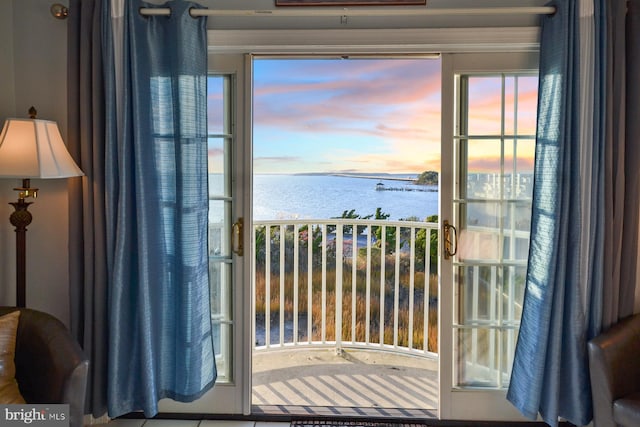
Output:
[{"left": 0, "top": 0, "right": 71, "bottom": 326}]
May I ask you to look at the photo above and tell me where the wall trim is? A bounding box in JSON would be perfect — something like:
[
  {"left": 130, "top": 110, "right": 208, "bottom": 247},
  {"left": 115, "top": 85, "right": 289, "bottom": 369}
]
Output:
[{"left": 207, "top": 27, "right": 540, "bottom": 54}]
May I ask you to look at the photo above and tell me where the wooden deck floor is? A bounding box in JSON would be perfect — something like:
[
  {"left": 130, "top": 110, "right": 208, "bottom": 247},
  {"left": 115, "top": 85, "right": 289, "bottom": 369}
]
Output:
[{"left": 252, "top": 348, "right": 438, "bottom": 418}]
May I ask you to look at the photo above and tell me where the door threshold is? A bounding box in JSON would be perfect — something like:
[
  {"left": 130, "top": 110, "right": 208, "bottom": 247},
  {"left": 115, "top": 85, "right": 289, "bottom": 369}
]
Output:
[{"left": 252, "top": 405, "right": 437, "bottom": 419}]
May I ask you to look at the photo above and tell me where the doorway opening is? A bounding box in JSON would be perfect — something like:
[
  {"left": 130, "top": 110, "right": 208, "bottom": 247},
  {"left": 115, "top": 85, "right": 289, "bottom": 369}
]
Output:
[
  {"left": 202, "top": 51, "right": 538, "bottom": 420},
  {"left": 250, "top": 56, "right": 442, "bottom": 417}
]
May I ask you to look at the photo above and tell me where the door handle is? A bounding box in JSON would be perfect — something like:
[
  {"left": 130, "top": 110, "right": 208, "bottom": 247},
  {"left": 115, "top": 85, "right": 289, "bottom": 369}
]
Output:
[
  {"left": 232, "top": 217, "right": 244, "bottom": 256},
  {"left": 443, "top": 220, "right": 457, "bottom": 260}
]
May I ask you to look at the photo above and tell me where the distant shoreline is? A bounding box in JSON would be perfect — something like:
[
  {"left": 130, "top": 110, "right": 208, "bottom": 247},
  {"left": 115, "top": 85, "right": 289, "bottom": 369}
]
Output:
[
  {"left": 252, "top": 172, "right": 440, "bottom": 185},
  {"left": 287, "top": 172, "right": 419, "bottom": 177},
  {"left": 330, "top": 173, "right": 416, "bottom": 182}
]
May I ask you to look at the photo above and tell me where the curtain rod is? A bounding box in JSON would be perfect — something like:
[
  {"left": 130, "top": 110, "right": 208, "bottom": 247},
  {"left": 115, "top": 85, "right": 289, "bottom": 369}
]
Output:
[{"left": 139, "top": 6, "right": 557, "bottom": 18}]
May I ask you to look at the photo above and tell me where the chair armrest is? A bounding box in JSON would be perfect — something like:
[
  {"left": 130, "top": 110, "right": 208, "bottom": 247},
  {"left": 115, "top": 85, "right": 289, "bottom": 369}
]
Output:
[
  {"left": 0, "top": 307, "right": 88, "bottom": 427},
  {"left": 588, "top": 313, "right": 640, "bottom": 427}
]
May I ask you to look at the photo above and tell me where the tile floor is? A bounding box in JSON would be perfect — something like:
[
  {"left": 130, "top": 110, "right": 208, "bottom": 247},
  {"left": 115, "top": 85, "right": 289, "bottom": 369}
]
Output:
[{"left": 96, "top": 421, "right": 289, "bottom": 427}]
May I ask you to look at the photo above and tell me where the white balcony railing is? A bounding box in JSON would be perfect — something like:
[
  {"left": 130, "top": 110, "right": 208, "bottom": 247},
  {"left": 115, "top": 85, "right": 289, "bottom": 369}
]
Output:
[{"left": 253, "top": 219, "right": 439, "bottom": 359}]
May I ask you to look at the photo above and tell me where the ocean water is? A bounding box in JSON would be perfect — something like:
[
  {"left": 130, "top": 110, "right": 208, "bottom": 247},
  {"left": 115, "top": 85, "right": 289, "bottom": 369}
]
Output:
[{"left": 252, "top": 174, "right": 438, "bottom": 221}]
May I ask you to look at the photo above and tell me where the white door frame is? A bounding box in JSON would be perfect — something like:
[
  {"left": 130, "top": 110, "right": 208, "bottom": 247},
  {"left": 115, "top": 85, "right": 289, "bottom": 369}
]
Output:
[
  {"left": 438, "top": 51, "right": 539, "bottom": 421},
  {"left": 159, "top": 53, "right": 253, "bottom": 415}
]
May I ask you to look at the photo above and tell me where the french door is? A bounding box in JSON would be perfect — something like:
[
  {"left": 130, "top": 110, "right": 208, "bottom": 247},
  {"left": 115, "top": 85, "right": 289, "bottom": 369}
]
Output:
[
  {"left": 158, "top": 49, "right": 539, "bottom": 419},
  {"left": 439, "top": 52, "right": 538, "bottom": 421},
  {"left": 158, "top": 54, "right": 252, "bottom": 415}
]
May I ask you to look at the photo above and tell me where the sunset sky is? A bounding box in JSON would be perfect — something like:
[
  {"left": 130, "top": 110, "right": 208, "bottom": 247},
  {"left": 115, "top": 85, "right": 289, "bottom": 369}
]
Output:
[
  {"left": 208, "top": 58, "right": 538, "bottom": 175},
  {"left": 251, "top": 58, "right": 441, "bottom": 174}
]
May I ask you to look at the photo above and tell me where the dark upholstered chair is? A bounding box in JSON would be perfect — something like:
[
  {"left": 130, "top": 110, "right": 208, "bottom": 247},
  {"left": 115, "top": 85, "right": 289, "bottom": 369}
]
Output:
[
  {"left": 0, "top": 307, "right": 88, "bottom": 427},
  {"left": 588, "top": 313, "right": 640, "bottom": 427}
]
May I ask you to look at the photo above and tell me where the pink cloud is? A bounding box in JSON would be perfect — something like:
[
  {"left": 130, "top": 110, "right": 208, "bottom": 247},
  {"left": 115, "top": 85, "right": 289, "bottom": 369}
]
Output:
[
  {"left": 254, "top": 59, "right": 441, "bottom": 137},
  {"left": 254, "top": 84, "right": 440, "bottom": 141}
]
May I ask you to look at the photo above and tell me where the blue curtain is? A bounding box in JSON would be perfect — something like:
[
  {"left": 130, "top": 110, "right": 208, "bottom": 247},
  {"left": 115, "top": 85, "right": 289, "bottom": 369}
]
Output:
[
  {"left": 506, "top": 1, "right": 604, "bottom": 426},
  {"left": 67, "top": 0, "right": 109, "bottom": 419},
  {"left": 103, "top": 0, "right": 215, "bottom": 418}
]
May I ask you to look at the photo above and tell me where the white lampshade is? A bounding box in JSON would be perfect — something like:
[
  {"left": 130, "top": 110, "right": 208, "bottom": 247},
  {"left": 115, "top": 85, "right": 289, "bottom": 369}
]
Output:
[{"left": 0, "top": 118, "right": 84, "bottom": 179}]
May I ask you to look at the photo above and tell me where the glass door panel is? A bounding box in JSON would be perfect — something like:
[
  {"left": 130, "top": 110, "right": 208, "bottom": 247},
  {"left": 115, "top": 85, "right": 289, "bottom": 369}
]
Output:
[
  {"left": 159, "top": 54, "right": 250, "bottom": 415},
  {"left": 439, "top": 52, "right": 538, "bottom": 421},
  {"left": 454, "top": 73, "right": 536, "bottom": 391},
  {"left": 208, "top": 75, "right": 234, "bottom": 383}
]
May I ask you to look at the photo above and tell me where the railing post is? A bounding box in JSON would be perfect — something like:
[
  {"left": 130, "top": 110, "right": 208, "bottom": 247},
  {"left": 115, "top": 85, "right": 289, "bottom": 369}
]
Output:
[
  {"left": 279, "top": 224, "right": 286, "bottom": 346},
  {"left": 408, "top": 226, "right": 415, "bottom": 350},
  {"left": 265, "top": 224, "right": 271, "bottom": 348},
  {"left": 293, "top": 223, "right": 299, "bottom": 345},
  {"left": 393, "top": 225, "right": 400, "bottom": 348},
  {"left": 380, "top": 225, "right": 386, "bottom": 347},
  {"left": 490, "top": 265, "right": 497, "bottom": 383},
  {"left": 351, "top": 222, "right": 357, "bottom": 345},
  {"left": 424, "top": 228, "right": 431, "bottom": 355},
  {"left": 321, "top": 223, "right": 327, "bottom": 344},
  {"left": 365, "top": 225, "right": 372, "bottom": 345},
  {"left": 472, "top": 264, "right": 479, "bottom": 368},
  {"left": 307, "top": 223, "right": 313, "bottom": 344},
  {"left": 335, "top": 223, "right": 343, "bottom": 352},
  {"left": 251, "top": 223, "right": 257, "bottom": 351}
]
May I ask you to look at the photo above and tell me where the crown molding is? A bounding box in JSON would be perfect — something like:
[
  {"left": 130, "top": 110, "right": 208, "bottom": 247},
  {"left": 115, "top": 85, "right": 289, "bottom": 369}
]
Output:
[{"left": 207, "top": 27, "right": 540, "bottom": 54}]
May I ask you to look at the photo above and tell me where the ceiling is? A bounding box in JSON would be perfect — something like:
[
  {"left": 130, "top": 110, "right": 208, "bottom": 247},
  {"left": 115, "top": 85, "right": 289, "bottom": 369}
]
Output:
[{"left": 147, "top": 0, "right": 551, "bottom": 30}]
